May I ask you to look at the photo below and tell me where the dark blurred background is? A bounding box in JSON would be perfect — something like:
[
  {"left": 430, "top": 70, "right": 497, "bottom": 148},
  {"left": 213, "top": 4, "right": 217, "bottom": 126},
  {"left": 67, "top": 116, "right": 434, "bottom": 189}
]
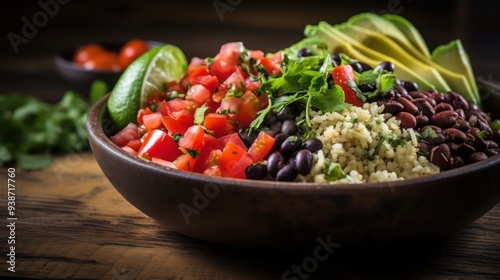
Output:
[{"left": 1, "top": 0, "right": 499, "bottom": 102}]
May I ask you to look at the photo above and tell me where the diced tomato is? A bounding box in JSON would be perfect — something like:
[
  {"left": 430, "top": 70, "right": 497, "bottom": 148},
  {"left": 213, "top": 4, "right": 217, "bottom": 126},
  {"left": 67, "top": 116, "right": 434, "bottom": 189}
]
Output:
[
  {"left": 220, "top": 142, "right": 252, "bottom": 179},
  {"left": 214, "top": 42, "right": 244, "bottom": 65},
  {"left": 142, "top": 112, "right": 163, "bottom": 131},
  {"left": 207, "top": 149, "right": 223, "bottom": 168},
  {"left": 138, "top": 129, "right": 182, "bottom": 161},
  {"left": 166, "top": 80, "right": 185, "bottom": 94},
  {"left": 237, "top": 91, "right": 260, "bottom": 127},
  {"left": 203, "top": 165, "right": 222, "bottom": 177},
  {"left": 210, "top": 42, "right": 244, "bottom": 80},
  {"left": 151, "top": 157, "right": 176, "bottom": 169},
  {"left": 174, "top": 153, "right": 197, "bottom": 171},
  {"left": 210, "top": 60, "right": 236, "bottom": 81},
  {"left": 223, "top": 69, "right": 246, "bottom": 90},
  {"left": 178, "top": 125, "right": 205, "bottom": 154},
  {"left": 245, "top": 77, "right": 261, "bottom": 92},
  {"left": 218, "top": 97, "right": 242, "bottom": 115},
  {"left": 260, "top": 57, "right": 281, "bottom": 75},
  {"left": 193, "top": 134, "right": 223, "bottom": 173},
  {"left": 110, "top": 123, "right": 139, "bottom": 147},
  {"left": 212, "top": 86, "right": 227, "bottom": 103},
  {"left": 137, "top": 107, "right": 154, "bottom": 125},
  {"left": 125, "top": 139, "right": 142, "bottom": 151},
  {"left": 191, "top": 75, "right": 220, "bottom": 92},
  {"left": 122, "top": 146, "right": 138, "bottom": 156},
  {"left": 161, "top": 115, "right": 190, "bottom": 135},
  {"left": 273, "top": 51, "right": 284, "bottom": 64},
  {"left": 248, "top": 131, "right": 275, "bottom": 162},
  {"left": 187, "top": 57, "right": 206, "bottom": 74},
  {"left": 204, "top": 113, "right": 228, "bottom": 138},
  {"left": 218, "top": 133, "right": 247, "bottom": 150},
  {"left": 165, "top": 99, "right": 198, "bottom": 124},
  {"left": 249, "top": 50, "right": 264, "bottom": 60},
  {"left": 332, "top": 65, "right": 364, "bottom": 107},
  {"left": 187, "top": 65, "right": 209, "bottom": 82},
  {"left": 202, "top": 95, "right": 221, "bottom": 114},
  {"left": 186, "top": 84, "right": 212, "bottom": 106}
]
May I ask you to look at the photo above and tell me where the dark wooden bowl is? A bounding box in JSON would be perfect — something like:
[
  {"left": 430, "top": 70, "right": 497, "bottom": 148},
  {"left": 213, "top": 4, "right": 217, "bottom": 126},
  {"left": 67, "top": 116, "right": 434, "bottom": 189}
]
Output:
[{"left": 86, "top": 93, "right": 500, "bottom": 252}]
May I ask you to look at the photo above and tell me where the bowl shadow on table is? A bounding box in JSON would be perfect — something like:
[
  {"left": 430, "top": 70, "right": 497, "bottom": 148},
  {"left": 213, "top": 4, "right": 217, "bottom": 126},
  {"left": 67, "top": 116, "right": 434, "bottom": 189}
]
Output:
[{"left": 153, "top": 227, "right": 468, "bottom": 279}]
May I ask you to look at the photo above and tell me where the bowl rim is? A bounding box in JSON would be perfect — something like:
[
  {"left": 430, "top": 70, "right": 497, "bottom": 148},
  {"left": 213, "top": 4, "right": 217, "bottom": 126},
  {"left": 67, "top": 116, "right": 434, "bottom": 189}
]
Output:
[{"left": 87, "top": 92, "right": 500, "bottom": 193}]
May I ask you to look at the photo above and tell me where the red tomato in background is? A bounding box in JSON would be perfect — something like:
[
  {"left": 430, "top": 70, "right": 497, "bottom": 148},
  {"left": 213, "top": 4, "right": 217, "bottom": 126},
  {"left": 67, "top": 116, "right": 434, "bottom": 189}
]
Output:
[
  {"left": 73, "top": 43, "right": 106, "bottom": 65},
  {"left": 332, "top": 65, "right": 364, "bottom": 107},
  {"left": 82, "top": 51, "right": 121, "bottom": 71},
  {"left": 118, "top": 39, "right": 150, "bottom": 69}
]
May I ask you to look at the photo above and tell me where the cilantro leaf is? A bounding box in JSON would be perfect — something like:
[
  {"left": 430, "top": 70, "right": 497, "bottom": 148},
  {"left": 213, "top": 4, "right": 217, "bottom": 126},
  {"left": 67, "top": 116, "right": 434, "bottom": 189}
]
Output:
[{"left": 0, "top": 91, "right": 90, "bottom": 170}]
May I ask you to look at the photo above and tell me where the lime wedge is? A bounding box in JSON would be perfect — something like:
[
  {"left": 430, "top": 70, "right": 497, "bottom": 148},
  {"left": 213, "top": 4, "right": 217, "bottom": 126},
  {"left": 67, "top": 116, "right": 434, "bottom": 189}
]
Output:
[{"left": 108, "top": 44, "right": 188, "bottom": 130}]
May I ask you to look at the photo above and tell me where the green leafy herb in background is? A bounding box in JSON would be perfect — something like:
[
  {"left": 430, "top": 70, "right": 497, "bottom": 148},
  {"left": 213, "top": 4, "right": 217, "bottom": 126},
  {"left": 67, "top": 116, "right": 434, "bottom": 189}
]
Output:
[{"left": 0, "top": 80, "right": 108, "bottom": 170}]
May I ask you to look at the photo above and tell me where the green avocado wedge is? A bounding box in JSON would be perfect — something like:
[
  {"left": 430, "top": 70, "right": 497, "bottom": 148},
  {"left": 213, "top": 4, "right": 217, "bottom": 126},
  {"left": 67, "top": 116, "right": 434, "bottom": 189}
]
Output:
[
  {"left": 381, "top": 13, "right": 431, "bottom": 58},
  {"left": 305, "top": 22, "right": 437, "bottom": 91},
  {"left": 336, "top": 23, "right": 451, "bottom": 93},
  {"left": 304, "top": 12, "right": 481, "bottom": 107},
  {"left": 432, "top": 39, "right": 481, "bottom": 107}
]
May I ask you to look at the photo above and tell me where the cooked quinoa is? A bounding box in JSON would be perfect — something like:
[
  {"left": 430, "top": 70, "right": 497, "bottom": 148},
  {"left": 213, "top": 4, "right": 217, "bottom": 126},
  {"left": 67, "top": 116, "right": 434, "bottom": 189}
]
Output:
[{"left": 298, "top": 103, "right": 440, "bottom": 183}]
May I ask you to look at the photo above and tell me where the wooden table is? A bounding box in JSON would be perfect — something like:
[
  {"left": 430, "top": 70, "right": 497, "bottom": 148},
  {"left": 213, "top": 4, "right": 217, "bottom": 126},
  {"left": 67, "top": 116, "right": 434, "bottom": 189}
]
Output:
[{"left": 1, "top": 153, "right": 499, "bottom": 279}]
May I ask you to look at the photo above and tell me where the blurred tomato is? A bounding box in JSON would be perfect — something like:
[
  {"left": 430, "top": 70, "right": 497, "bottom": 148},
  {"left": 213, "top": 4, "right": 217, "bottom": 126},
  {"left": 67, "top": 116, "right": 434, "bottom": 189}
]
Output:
[
  {"left": 82, "top": 52, "right": 121, "bottom": 71},
  {"left": 118, "top": 39, "right": 150, "bottom": 69},
  {"left": 73, "top": 43, "right": 106, "bottom": 65}
]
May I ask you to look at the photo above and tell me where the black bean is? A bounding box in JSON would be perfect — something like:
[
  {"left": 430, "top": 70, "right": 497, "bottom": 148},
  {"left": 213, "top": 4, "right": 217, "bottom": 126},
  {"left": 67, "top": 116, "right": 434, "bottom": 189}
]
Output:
[
  {"left": 359, "top": 84, "right": 375, "bottom": 93},
  {"left": 276, "top": 164, "right": 298, "bottom": 181},
  {"left": 430, "top": 110, "right": 460, "bottom": 128},
  {"left": 412, "top": 98, "right": 435, "bottom": 118},
  {"left": 246, "top": 163, "right": 268, "bottom": 180},
  {"left": 467, "top": 152, "right": 488, "bottom": 164},
  {"left": 359, "top": 62, "right": 373, "bottom": 72},
  {"left": 277, "top": 106, "right": 296, "bottom": 121},
  {"left": 397, "top": 97, "right": 419, "bottom": 115},
  {"left": 395, "top": 112, "right": 417, "bottom": 129},
  {"left": 350, "top": 62, "right": 364, "bottom": 73},
  {"left": 403, "top": 81, "right": 418, "bottom": 92},
  {"left": 442, "top": 128, "right": 467, "bottom": 143},
  {"left": 280, "top": 135, "right": 303, "bottom": 156},
  {"left": 298, "top": 48, "right": 313, "bottom": 57},
  {"left": 274, "top": 133, "right": 289, "bottom": 150},
  {"left": 269, "top": 121, "right": 283, "bottom": 133},
  {"left": 303, "top": 138, "right": 323, "bottom": 153},
  {"left": 415, "top": 114, "right": 429, "bottom": 128},
  {"left": 375, "top": 61, "right": 395, "bottom": 72},
  {"left": 263, "top": 112, "right": 278, "bottom": 126},
  {"left": 263, "top": 130, "right": 278, "bottom": 138},
  {"left": 295, "top": 149, "right": 313, "bottom": 175},
  {"left": 430, "top": 143, "right": 451, "bottom": 170},
  {"left": 434, "top": 102, "right": 454, "bottom": 113},
  {"left": 444, "top": 91, "right": 469, "bottom": 111},
  {"left": 330, "top": 54, "right": 341, "bottom": 66},
  {"left": 281, "top": 119, "right": 298, "bottom": 135},
  {"left": 267, "top": 151, "right": 285, "bottom": 178},
  {"left": 394, "top": 85, "right": 408, "bottom": 96},
  {"left": 238, "top": 127, "right": 257, "bottom": 148},
  {"left": 378, "top": 99, "right": 404, "bottom": 114}
]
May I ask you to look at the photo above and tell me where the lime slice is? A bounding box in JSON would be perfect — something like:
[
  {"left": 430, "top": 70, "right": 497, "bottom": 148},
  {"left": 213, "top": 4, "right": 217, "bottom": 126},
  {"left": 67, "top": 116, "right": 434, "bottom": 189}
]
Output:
[{"left": 108, "top": 44, "right": 188, "bottom": 130}]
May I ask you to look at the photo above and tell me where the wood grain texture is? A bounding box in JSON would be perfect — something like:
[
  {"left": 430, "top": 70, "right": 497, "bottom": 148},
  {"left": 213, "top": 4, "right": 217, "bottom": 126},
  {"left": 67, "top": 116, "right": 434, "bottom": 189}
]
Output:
[{"left": 0, "top": 153, "right": 499, "bottom": 279}]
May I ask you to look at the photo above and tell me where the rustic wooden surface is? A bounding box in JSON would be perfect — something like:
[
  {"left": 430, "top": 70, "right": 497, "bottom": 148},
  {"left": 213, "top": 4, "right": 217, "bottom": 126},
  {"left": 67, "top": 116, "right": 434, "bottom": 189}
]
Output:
[{"left": 0, "top": 153, "right": 499, "bottom": 279}]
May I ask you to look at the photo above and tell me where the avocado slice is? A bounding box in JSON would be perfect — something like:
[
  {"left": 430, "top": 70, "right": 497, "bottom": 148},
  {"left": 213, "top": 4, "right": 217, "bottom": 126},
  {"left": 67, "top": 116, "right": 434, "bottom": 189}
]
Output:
[
  {"left": 381, "top": 13, "right": 431, "bottom": 58},
  {"left": 344, "top": 13, "right": 427, "bottom": 61},
  {"left": 432, "top": 39, "right": 481, "bottom": 106},
  {"left": 305, "top": 22, "right": 436, "bottom": 90},
  {"left": 337, "top": 23, "right": 452, "bottom": 93}
]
